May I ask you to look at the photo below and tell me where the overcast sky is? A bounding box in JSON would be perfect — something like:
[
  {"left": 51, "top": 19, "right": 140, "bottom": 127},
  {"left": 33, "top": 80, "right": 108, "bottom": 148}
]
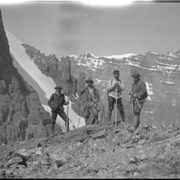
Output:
[{"left": 1, "top": 1, "right": 180, "bottom": 57}]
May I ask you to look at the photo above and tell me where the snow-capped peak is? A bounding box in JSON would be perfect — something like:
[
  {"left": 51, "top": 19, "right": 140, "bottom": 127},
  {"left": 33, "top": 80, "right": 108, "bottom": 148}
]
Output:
[
  {"left": 81, "top": 51, "right": 98, "bottom": 59},
  {"left": 103, "top": 53, "right": 136, "bottom": 60}
]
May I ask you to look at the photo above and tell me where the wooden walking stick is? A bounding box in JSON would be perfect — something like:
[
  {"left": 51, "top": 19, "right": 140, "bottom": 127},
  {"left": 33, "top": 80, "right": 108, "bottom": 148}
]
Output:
[
  {"left": 128, "top": 91, "right": 135, "bottom": 125},
  {"left": 66, "top": 97, "right": 70, "bottom": 131},
  {"left": 67, "top": 98, "right": 69, "bottom": 116},
  {"left": 114, "top": 85, "right": 118, "bottom": 131},
  {"left": 130, "top": 101, "right": 134, "bottom": 124},
  {"left": 77, "top": 99, "right": 81, "bottom": 128}
]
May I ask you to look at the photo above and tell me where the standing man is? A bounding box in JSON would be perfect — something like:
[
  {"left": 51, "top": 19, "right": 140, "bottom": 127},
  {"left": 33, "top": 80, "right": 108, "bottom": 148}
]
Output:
[
  {"left": 107, "top": 70, "right": 125, "bottom": 125},
  {"left": 48, "top": 85, "right": 70, "bottom": 135},
  {"left": 129, "top": 71, "right": 148, "bottom": 130},
  {"left": 80, "top": 77, "right": 100, "bottom": 125}
]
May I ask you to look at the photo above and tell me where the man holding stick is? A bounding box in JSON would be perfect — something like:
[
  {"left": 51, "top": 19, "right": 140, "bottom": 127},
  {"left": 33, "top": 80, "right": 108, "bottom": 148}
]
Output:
[
  {"left": 107, "top": 70, "right": 125, "bottom": 126},
  {"left": 80, "top": 77, "right": 100, "bottom": 125},
  {"left": 129, "top": 71, "right": 148, "bottom": 131}
]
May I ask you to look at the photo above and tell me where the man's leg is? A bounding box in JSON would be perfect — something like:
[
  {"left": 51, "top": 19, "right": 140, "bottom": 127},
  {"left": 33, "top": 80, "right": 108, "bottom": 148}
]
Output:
[
  {"left": 133, "top": 100, "right": 144, "bottom": 129},
  {"left": 90, "top": 106, "right": 98, "bottom": 125},
  {"left": 117, "top": 98, "right": 125, "bottom": 123},
  {"left": 107, "top": 96, "right": 115, "bottom": 124},
  {"left": 58, "top": 110, "right": 70, "bottom": 132},
  {"left": 84, "top": 105, "right": 90, "bottom": 125},
  {"left": 51, "top": 110, "right": 57, "bottom": 136},
  {"left": 134, "top": 114, "right": 140, "bottom": 129}
]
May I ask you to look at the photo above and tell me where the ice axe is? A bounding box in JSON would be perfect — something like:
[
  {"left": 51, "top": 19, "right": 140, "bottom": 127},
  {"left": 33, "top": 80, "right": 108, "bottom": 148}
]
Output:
[
  {"left": 77, "top": 99, "right": 81, "bottom": 128},
  {"left": 114, "top": 85, "right": 118, "bottom": 132},
  {"left": 129, "top": 92, "right": 134, "bottom": 124}
]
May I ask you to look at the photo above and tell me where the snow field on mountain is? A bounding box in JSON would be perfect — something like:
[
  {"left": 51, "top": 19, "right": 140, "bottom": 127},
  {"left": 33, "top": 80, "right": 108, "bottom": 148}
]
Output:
[
  {"left": 145, "top": 81, "right": 153, "bottom": 101},
  {"left": 6, "top": 31, "right": 85, "bottom": 131},
  {"left": 104, "top": 53, "right": 135, "bottom": 59}
]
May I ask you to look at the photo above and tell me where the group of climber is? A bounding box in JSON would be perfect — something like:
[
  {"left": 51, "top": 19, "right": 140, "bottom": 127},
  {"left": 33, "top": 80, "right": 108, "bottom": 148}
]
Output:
[{"left": 48, "top": 70, "right": 148, "bottom": 135}]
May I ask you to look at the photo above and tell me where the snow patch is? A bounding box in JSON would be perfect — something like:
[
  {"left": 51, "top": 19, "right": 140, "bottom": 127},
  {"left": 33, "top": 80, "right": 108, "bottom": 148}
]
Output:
[
  {"left": 76, "top": 57, "right": 104, "bottom": 70},
  {"left": 168, "top": 52, "right": 177, "bottom": 58},
  {"left": 150, "top": 51, "right": 159, "bottom": 55},
  {"left": 104, "top": 53, "right": 135, "bottom": 60},
  {"left": 160, "top": 80, "right": 174, "bottom": 85},
  {"left": 89, "top": 67, "right": 96, "bottom": 71},
  {"left": 145, "top": 82, "right": 153, "bottom": 96},
  {"left": 146, "top": 111, "right": 154, "bottom": 114},
  {"left": 125, "top": 59, "right": 141, "bottom": 66},
  {"left": 84, "top": 51, "right": 98, "bottom": 58},
  {"left": 95, "top": 78, "right": 102, "bottom": 84}
]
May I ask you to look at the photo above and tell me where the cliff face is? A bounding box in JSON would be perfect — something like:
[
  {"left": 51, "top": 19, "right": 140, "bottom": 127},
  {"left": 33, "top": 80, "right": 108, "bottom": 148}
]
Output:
[
  {"left": 0, "top": 10, "right": 60, "bottom": 145},
  {"left": 22, "top": 44, "right": 77, "bottom": 96}
]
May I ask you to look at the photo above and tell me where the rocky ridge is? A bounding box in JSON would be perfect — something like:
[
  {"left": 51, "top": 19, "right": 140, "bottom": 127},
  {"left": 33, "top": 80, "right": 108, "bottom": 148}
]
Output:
[{"left": 1, "top": 122, "right": 180, "bottom": 178}]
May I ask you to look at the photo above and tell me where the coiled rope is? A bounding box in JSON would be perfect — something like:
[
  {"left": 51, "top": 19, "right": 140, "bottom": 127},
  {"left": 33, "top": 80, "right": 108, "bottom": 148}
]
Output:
[{"left": 135, "top": 98, "right": 163, "bottom": 128}]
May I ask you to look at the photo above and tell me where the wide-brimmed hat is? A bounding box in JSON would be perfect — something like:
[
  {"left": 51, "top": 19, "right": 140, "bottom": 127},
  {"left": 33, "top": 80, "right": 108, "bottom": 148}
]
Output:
[
  {"left": 54, "top": 85, "right": 62, "bottom": 89},
  {"left": 85, "top": 77, "right": 94, "bottom": 83},
  {"left": 113, "top": 70, "right": 120, "bottom": 74},
  {"left": 131, "top": 71, "right": 141, "bottom": 77}
]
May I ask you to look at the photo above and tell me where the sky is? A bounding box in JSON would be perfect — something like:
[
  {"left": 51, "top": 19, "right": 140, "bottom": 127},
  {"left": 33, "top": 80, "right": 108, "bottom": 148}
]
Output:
[{"left": 1, "top": 1, "right": 180, "bottom": 57}]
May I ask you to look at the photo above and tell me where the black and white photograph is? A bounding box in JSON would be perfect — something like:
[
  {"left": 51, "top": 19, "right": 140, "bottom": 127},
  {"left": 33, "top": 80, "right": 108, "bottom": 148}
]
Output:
[{"left": 0, "top": 0, "right": 180, "bottom": 178}]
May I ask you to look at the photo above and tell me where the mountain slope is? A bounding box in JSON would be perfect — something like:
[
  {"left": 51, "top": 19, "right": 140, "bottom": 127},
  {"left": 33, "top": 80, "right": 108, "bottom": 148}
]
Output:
[{"left": 6, "top": 32, "right": 85, "bottom": 131}]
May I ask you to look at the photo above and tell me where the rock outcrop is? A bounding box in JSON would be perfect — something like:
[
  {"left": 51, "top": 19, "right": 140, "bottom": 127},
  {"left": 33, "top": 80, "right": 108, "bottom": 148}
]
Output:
[{"left": 0, "top": 10, "right": 58, "bottom": 145}]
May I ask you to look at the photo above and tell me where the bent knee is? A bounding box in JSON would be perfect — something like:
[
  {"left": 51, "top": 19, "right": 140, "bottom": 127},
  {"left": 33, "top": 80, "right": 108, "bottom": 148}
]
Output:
[
  {"left": 134, "top": 112, "right": 140, "bottom": 116},
  {"left": 109, "top": 105, "right": 114, "bottom": 111}
]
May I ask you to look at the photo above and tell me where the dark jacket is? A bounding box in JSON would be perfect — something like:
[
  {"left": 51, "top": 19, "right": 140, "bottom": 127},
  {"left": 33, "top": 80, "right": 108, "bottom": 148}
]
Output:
[
  {"left": 48, "top": 92, "right": 66, "bottom": 110},
  {"left": 80, "top": 86, "right": 100, "bottom": 104},
  {"left": 130, "top": 80, "right": 147, "bottom": 101}
]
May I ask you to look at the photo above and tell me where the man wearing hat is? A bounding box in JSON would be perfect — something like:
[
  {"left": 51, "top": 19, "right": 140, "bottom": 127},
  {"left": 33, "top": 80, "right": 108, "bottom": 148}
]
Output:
[
  {"left": 107, "top": 70, "right": 125, "bottom": 124},
  {"left": 129, "top": 71, "right": 148, "bottom": 130},
  {"left": 80, "top": 77, "right": 100, "bottom": 125},
  {"left": 48, "top": 85, "right": 70, "bottom": 135}
]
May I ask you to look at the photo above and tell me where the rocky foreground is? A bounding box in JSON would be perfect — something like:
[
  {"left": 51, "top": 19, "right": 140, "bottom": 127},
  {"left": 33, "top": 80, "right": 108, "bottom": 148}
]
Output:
[{"left": 0, "top": 122, "right": 180, "bottom": 179}]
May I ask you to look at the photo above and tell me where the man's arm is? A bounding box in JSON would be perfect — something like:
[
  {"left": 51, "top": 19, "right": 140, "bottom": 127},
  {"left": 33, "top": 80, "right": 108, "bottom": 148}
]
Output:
[
  {"left": 80, "top": 87, "right": 86, "bottom": 95},
  {"left": 62, "top": 94, "right": 68, "bottom": 105},
  {"left": 136, "top": 81, "right": 147, "bottom": 99},
  {"left": 94, "top": 88, "right": 100, "bottom": 103},
  {"left": 119, "top": 81, "right": 125, "bottom": 91},
  {"left": 48, "top": 94, "right": 54, "bottom": 108},
  {"left": 107, "top": 80, "right": 115, "bottom": 94}
]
